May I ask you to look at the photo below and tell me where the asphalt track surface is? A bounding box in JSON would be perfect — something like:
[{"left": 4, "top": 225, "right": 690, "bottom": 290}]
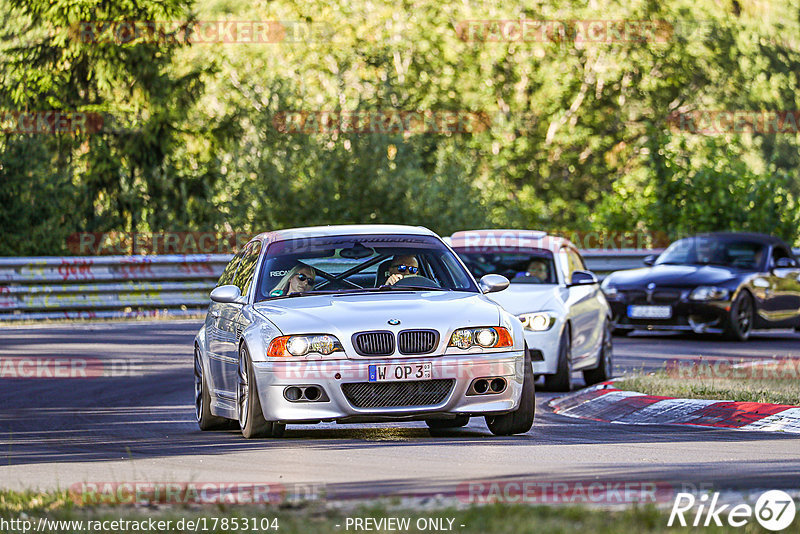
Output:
[{"left": 1, "top": 320, "right": 799, "bottom": 499}]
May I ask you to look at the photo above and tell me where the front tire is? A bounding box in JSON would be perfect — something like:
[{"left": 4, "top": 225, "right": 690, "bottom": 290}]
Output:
[
  {"left": 543, "top": 328, "right": 572, "bottom": 392},
  {"left": 583, "top": 322, "right": 613, "bottom": 385},
  {"left": 195, "top": 347, "right": 233, "bottom": 430},
  {"left": 237, "top": 345, "right": 285, "bottom": 439},
  {"left": 485, "top": 347, "right": 535, "bottom": 436},
  {"left": 723, "top": 291, "right": 754, "bottom": 341}
]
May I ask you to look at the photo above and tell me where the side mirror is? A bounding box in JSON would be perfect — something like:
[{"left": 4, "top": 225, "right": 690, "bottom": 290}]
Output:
[
  {"left": 569, "top": 270, "right": 598, "bottom": 287},
  {"left": 210, "top": 284, "right": 246, "bottom": 304},
  {"left": 478, "top": 274, "right": 510, "bottom": 294},
  {"left": 643, "top": 255, "right": 657, "bottom": 267},
  {"left": 774, "top": 257, "right": 798, "bottom": 269}
]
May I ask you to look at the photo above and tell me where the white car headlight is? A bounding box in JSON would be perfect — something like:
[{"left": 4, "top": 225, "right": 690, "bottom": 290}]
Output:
[
  {"left": 689, "top": 286, "right": 731, "bottom": 301},
  {"left": 267, "top": 334, "right": 343, "bottom": 357},
  {"left": 518, "top": 312, "right": 557, "bottom": 331},
  {"left": 449, "top": 327, "right": 513, "bottom": 349}
]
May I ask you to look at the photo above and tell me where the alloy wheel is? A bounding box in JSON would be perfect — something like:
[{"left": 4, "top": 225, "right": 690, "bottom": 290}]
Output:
[{"left": 237, "top": 349, "right": 250, "bottom": 428}]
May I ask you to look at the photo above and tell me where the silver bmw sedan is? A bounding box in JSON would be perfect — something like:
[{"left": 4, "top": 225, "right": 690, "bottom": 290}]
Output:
[{"left": 194, "top": 225, "right": 534, "bottom": 438}]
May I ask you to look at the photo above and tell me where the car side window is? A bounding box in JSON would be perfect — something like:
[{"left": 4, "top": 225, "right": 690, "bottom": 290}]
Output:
[
  {"left": 217, "top": 249, "right": 245, "bottom": 287},
  {"left": 231, "top": 241, "right": 262, "bottom": 296},
  {"left": 560, "top": 247, "right": 584, "bottom": 281},
  {"left": 770, "top": 246, "right": 791, "bottom": 269},
  {"left": 569, "top": 249, "right": 586, "bottom": 271}
]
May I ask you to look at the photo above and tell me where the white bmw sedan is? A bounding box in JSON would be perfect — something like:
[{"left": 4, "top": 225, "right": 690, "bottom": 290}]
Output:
[
  {"left": 194, "top": 225, "right": 534, "bottom": 438},
  {"left": 449, "top": 230, "right": 612, "bottom": 391}
]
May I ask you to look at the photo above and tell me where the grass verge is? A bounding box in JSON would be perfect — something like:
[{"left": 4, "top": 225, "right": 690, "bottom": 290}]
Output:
[
  {"left": 2, "top": 490, "right": 796, "bottom": 533},
  {"left": 615, "top": 360, "right": 800, "bottom": 405}
]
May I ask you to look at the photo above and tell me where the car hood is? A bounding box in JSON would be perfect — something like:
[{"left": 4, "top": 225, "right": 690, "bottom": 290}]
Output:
[
  {"left": 606, "top": 264, "right": 740, "bottom": 288},
  {"left": 253, "top": 291, "right": 501, "bottom": 355},
  {"left": 483, "top": 284, "right": 563, "bottom": 315}
]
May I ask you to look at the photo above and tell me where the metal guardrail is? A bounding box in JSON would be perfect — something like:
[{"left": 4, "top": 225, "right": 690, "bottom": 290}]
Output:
[
  {"left": 1, "top": 249, "right": 797, "bottom": 321},
  {"left": 0, "top": 255, "right": 231, "bottom": 321}
]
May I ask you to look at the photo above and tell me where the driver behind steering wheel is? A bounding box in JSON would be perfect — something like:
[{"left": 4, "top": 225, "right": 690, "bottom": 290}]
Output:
[
  {"left": 516, "top": 258, "right": 549, "bottom": 283},
  {"left": 385, "top": 255, "right": 421, "bottom": 286}
]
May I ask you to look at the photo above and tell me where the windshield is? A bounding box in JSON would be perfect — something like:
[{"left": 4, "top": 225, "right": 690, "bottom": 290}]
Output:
[
  {"left": 656, "top": 237, "right": 765, "bottom": 269},
  {"left": 454, "top": 249, "right": 557, "bottom": 285},
  {"left": 254, "top": 234, "right": 479, "bottom": 301}
]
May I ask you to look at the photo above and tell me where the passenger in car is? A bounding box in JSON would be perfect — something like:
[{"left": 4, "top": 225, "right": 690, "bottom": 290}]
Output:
[{"left": 270, "top": 264, "right": 316, "bottom": 296}]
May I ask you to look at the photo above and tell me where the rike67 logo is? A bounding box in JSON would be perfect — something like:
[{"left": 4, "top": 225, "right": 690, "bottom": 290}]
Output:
[{"left": 668, "top": 490, "right": 797, "bottom": 531}]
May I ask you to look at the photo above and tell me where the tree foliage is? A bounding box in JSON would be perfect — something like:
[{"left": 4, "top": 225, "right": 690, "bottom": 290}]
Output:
[{"left": 1, "top": 0, "right": 799, "bottom": 255}]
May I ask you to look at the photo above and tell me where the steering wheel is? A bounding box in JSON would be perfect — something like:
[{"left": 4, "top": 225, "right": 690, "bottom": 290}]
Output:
[{"left": 392, "top": 274, "right": 440, "bottom": 289}]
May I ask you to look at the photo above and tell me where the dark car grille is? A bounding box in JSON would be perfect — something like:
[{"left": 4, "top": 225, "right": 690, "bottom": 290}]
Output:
[
  {"left": 398, "top": 329, "right": 438, "bottom": 355},
  {"left": 352, "top": 331, "right": 395, "bottom": 356},
  {"left": 623, "top": 289, "right": 683, "bottom": 305},
  {"left": 341, "top": 379, "right": 455, "bottom": 408}
]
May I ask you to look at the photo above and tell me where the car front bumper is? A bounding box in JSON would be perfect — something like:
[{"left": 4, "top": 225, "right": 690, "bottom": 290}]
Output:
[
  {"left": 251, "top": 350, "right": 525, "bottom": 423},
  {"left": 608, "top": 299, "right": 730, "bottom": 334},
  {"left": 521, "top": 326, "right": 562, "bottom": 375}
]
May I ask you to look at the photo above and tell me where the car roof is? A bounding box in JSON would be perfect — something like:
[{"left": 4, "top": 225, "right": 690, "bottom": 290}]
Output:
[
  {"left": 250, "top": 224, "right": 439, "bottom": 244},
  {"left": 449, "top": 229, "right": 574, "bottom": 252}
]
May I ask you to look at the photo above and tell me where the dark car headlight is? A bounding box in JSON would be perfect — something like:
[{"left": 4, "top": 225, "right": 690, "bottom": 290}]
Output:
[
  {"left": 600, "top": 279, "right": 621, "bottom": 300},
  {"left": 689, "top": 286, "right": 731, "bottom": 301}
]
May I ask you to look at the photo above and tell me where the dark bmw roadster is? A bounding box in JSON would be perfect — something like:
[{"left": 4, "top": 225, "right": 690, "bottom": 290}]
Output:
[{"left": 601, "top": 233, "right": 800, "bottom": 340}]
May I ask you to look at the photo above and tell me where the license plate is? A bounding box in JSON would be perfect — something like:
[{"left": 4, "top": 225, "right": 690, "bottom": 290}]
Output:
[
  {"left": 627, "top": 305, "right": 672, "bottom": 319},
  {"left": 369, "top": 362, "right": 432, "bottom": 382}
]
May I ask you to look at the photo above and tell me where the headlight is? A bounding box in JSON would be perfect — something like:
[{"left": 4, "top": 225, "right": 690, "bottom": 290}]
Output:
[
  {"left": 449, "top": 327, "right": 513, "bottom": 349},
  {"left": 267, "top": 334, "right": 343, "bottom": 357},
  {"left": 689, "top": 286, "right": 731, "bottom": 301},
  {"left": 602, "top": 286, "right": 620, "bottom": 299},
  {"left": 600, "top": 279, "right": 620, "bottom": 300},
  {"left": 518, "top": 312, "right": 557, "bottom": 331}
]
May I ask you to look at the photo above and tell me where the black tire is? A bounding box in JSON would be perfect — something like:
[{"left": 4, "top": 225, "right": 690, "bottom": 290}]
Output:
[
  {"left": 485, "top": 347, "right": 535, "bottom": 436},
  {"left": 238, "top": 345, "right": 284, "bottom": 439},
  {"left": 583, "top": 322, "right": 613, "bottom": 386},
  {"left": 723, "top": 291, "right": 754, "bottom": 341},
  {"left": 195, "top": 347, "right": 233, "bottom": 430},
  {"left": 543, "top": 328, "right": 572, "bottom": 392},
  {"left": 426, "top": 416, "right": 470, "bottom": 429}
]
